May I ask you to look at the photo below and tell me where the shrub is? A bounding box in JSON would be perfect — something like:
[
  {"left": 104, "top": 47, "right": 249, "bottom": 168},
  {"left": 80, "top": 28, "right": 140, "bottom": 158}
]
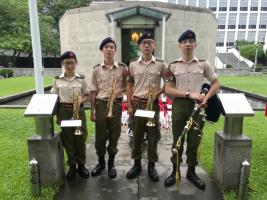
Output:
[
  {"left": 0, "top": 69, "right": 14, "bottom": 78},
  {"left": 226, "top": 64, "right": 234, "bottom": 68}
]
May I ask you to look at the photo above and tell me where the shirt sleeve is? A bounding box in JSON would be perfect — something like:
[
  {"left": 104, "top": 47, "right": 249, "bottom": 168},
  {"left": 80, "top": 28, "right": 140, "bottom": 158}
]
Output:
[
  {"left": 204, "top": 61, "right": 218, "bottom": 83},
  {"left": 127, "top": 62, "right": 135, "bottom": 84},
  {"left": 91, "top": 68, "right": 98, "bottom": 92},
  {"left": 162, "top": 65, "right": 175, "bottom": 83},
  {"left": 50, "top": 79, "right": 58, "bottom": 94},
  {"left": 82, "top": 79, "right": 90, "bottom": 95}
]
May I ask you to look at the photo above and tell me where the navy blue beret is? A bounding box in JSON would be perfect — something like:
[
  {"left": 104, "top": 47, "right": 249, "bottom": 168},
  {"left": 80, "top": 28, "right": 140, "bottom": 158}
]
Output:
[
  {"left": 99, "top": 37, "right": 116, "bottom": 50},
  {"left": 60, "top": 51, "right": 77, "bottom": 61},
  {"left": 178, "top": 30, "right": 196, "bottom": 43},
  {"left": 138, "top": 32, "right": 154, "bottom": 45}
]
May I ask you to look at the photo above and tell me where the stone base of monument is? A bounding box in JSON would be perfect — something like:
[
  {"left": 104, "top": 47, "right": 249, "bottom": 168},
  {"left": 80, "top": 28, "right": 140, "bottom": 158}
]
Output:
[
  {"left": 213, "top": 131, "right": 252, "bottom": 190},
  {"left": 28, "top": 133, "right": 64, "bottom": 186}
]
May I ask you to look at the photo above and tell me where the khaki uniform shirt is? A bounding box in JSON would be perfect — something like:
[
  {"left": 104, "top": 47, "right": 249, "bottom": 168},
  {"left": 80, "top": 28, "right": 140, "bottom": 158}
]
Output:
[
  {"left": 164, "top": 57, "right": 217, "bottom": 93},
  {"left": 91, "top": 61, "right": 128, "bottom": 100},
  {"left": 51, "top": 72, "right": 90, "bottom": 103},
  {"left": 128, "top": 56, "right": 167, "bottom": 99}
]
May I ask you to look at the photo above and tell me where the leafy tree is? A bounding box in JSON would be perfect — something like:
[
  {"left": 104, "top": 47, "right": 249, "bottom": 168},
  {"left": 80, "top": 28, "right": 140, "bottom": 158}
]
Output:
[{"left": 240, "top": 43, "right": 265, "bottom": 64}]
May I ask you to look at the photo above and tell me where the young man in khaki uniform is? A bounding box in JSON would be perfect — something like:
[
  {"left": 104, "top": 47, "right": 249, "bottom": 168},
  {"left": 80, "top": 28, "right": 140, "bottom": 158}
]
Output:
[
  {"left": 90, "top": 37, "right": 128, "bottom": 179},
  {"left": 163, "top": 30, "right": 220, "bottom": 190},
  {"left": 126, "top": 32, "right": 167, "bottom": 182},
  {"left": 51, "top": 51, "right": 90, "bottom": 180}
]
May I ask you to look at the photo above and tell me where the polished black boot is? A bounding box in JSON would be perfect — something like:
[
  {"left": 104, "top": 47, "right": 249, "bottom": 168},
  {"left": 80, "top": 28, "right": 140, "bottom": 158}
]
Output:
[
  {"left": 66, "top": 165, "right": 76, "bottom": 181},
  {"left": 148, "top": 161, "right": 159, "bottom": 182},
  {"left": 108, "top": 155, "right": 117, "bottom": 179},
  {"left": 126, "top": 160, "right": 142, "bottom": 179},
  {"left": 78, "top": 164, "right": 90, "bottom": 178},
  {"left": 186, "top": 166, "right": 205, "bottom": 190},
  {"left": 91, "top": 156, "right": 105, "bottom": 177},
  {"left": 164, "top": 163, "right": 180, "bottom": 187}
]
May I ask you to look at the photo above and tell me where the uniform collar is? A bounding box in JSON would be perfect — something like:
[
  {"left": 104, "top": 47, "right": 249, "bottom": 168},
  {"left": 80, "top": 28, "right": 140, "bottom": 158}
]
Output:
[
  {"left": 59, "top": 72, "right": 81, "bottom": 78},
  {"left": 100, "top": 61, "right": 118, "bottom": 69},
  {"left": 177, "top": 56, "right": 199, "bottom": 64},
  {"left": 137, "top": 55, "right": 156, "bottom": 63}
]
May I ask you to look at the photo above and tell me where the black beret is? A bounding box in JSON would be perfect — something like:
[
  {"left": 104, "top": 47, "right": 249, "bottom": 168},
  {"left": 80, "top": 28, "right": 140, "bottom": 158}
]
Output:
[
  {"left": 99, "top": 37, "right": 116, "bottom": 50},
  {"left": 138, "top": 32, "right": 154, "bottom": 45},
  {"left": 178, "top": 29, "right": 196, "bottom": 43},
  {"left": 60, "top": 51, "right": 77, "bottom": 62}
]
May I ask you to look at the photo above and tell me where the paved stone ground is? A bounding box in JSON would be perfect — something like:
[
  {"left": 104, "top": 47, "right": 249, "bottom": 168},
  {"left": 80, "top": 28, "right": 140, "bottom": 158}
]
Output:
[{"left": 55, "top": 127, "right": 223, "bottom": 200}]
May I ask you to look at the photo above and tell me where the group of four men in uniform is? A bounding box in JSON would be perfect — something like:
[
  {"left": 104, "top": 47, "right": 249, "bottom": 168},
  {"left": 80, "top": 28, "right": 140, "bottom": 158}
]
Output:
[{"left": 51, "top": 29, "right": 220, "bottom": 190}]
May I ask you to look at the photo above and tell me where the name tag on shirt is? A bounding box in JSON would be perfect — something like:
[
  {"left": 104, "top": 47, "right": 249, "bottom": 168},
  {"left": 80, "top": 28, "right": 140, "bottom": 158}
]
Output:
[
  {"left": 60, "top": 120, "right": 82, "bottom": 127},
  {"left": 135, "top": 109, "right": 155, "bottom": 118}
]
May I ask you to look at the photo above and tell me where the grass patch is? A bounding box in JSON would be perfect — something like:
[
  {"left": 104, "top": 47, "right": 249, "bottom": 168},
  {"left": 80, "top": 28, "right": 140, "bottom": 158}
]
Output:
[
  {"left": 0, "top": 77, "right": 54, "bottom": 97},
  {"left": 200, "top": 112, "right": 267, "bottom": 200},
  {"left": 0, "top": 109, "right": 94, "bottom": 200},
  {"left": 219, "top": 75, "right": 267, "bottom": 96}
]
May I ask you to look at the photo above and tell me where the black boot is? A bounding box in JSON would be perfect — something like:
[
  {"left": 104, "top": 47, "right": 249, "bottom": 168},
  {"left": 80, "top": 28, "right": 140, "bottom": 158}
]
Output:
[
  {"left": 148, "top": 161, "right": 159, "bottom": 182},
  {"left": 91, "top": 156, "right": 105, "bottom": 177},
  {"left": 186, "top": 166, "right": 205, "bottom": 190},
  {"left": 164, "top": 163, "right": 180, "bottom": 187},
  {"left": 78, "top": 164, "right": 90, "bottom": 179},
  {"left": 126, "top": 160, "right": 142, "bottom": 179},
  {"left": 67, "top": 165, "right": 76, "bottom": 181},
  {"left": 108, "top": 155, "right": 117, "bottom": 179}
]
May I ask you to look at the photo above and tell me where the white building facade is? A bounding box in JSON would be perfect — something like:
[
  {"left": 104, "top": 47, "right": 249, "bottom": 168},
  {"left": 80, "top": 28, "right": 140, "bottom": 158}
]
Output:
[{"left": 164, "top": 0, "right": 267, "bottom": 52}]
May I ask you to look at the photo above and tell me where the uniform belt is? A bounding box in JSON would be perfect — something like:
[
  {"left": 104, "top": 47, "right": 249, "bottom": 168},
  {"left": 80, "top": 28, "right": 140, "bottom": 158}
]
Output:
[
  {"left": 96, "top": 97, "right": 123, "bottom": 102},
  {"left": 133, "top": 96, "right": 159, "bottom": 104},
  {"left": 60, "top": 103, "right": 83, "bottom": 108}
]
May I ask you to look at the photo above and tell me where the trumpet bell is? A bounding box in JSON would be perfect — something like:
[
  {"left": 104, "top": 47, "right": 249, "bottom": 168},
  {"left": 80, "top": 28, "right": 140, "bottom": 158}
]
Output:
[
  {"left": 146, "top": 120, "right": 155, "bottom": 127},
  {"left": 74, "top": 129, "right": 82, "bottom": 135},
  {"left": 171, "top": 148, "right": 178, "bottom": 155}
]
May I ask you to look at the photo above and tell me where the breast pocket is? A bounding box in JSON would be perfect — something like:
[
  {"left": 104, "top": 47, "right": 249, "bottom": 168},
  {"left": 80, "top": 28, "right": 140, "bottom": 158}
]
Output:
[
  {"left": 58, "top": 85, "right": 73, "bottom": 102},
  {"left": 133, "top": 71, "right": 144, "bottom": 82},
  {"left": 150, "top": 71, "right": 161, "bottom": 82},
  {"left": 174, "top": 70, "right": 186, "bottom": 86},
  {"left": 192, "top": 69, "right": 204, "bottom": 85}
]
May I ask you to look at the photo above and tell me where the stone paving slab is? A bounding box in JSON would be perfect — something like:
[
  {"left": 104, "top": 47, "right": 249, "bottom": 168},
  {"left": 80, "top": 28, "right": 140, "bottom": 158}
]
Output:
[{"left": 55, "top": 127, "right": 223, "bottom": 200}]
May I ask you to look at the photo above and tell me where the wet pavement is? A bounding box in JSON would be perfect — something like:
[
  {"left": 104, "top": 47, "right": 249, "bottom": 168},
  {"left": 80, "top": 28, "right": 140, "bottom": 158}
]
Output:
[{"left": 55, "top": 127, "right": 223, "bottom": 200}]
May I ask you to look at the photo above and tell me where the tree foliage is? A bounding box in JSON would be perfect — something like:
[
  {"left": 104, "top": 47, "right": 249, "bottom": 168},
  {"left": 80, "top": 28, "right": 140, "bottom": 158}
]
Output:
[
  {"left": 239, "top": 43, "right": 265, "bottom": 64},
  {"left": 0, "top": 0, "right": 91, "bottom": 66}
]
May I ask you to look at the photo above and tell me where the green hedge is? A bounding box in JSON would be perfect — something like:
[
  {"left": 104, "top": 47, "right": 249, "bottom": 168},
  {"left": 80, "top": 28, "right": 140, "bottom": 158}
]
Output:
[{"left": 0, "top": 69, "right": 14, "bottom": 78}]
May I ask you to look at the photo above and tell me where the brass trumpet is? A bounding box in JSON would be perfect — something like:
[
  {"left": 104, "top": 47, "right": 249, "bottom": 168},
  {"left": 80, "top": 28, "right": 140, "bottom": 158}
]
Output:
[
  {"left": 72, "top": 90, "right": 83, "bottom": 135},
  {"left": 146, "top": 83, "right": 156, "bottom": 127},
  {"left": 106, "top": 78, "right": 117, "bottom": 118}
]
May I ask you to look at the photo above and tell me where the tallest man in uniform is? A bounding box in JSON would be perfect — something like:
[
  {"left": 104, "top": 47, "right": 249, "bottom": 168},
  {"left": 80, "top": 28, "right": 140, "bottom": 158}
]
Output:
[
  {"left": 163, "top": 30, "right": 220, "bottom": 190},
  {"left": 126, "top": 32, "right": 167, "bottom": 182}
]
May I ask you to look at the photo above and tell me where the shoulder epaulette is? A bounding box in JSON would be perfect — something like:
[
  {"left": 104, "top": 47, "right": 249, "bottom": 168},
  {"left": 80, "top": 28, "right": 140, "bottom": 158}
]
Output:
[
  {"left": 77, "top": 74, "right": 85, "bottom": 79},
  {"left": 93, "top": 64, "right": 100, "bottom": 69},
  {"left": 118, "top": 62, "right": 127, "bottom": 67},
  {"left": 156, "top": 58, "right": 164, "bottom": 62},
  {"left": 130, "top": 58, "right": 138, "bottom": 62},
  {"left": 169, "top": 60, "right": 179, "bottom": 65}
]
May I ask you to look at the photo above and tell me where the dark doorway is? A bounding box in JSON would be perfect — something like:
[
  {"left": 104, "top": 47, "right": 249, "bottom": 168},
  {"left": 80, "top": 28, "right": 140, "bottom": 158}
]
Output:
[{"left": 121, "top": 28, "right": 154, "bottom": 65}]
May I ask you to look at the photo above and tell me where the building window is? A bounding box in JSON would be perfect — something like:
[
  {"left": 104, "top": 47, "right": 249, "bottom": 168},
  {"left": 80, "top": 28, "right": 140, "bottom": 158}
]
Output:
[
  {"left": 229, "top": 0, "right": 238, "bottom": 11},
  {"left": 259, "top": 13, "right": 267, "bottom": 29},
  {"left": 229, "top": 7, "right": 237, "bottom": 11},
  {"left": 219, "top": 7, "right": 227, "bottom": 11},
  {"left": 240, "top": 0, "right": 248, "bottom": 11},
  {"left": 209, "top": 7, "right": 216, "bottom": 11},
  {"left": 168, "top": 0, "right": 177, "bottom": 3},
  {"left": 178, "top": 0, "right": 186, "bottom": 5},
  {"left": 258, "top": 31, "right": 266, "bottom": 42},
  {"left": 218, "top": 25, "right": 226, "bottom": 29},
  {"left": 261, "top": 0, "right": 267, "bottom": 10},
  {"left": 228, "top": 13, "right": 237, "bottom": 29},
  {"left": 218, "top": 13, "right": 226, "bottom": 29},
  {"left": 198, "top": 0, "right": 207, "bottom": 7},
  {"left": 238, "top": 13, "right": 247, "bottom": 29},
  {"left": 188, "top": 0, "right": 197, "bottom": 6},
  {"left": 250, "top": 0, "right": 259, "bottom": 11},
  {"left": 247, "top": 31, "right": 256, "bottom": 42},
  {"left": 216, "top": 31, "right": 225, "bottom": 47},
  {"left": 249, "top": 13, "right": 257, "bottom": 29},
  {"left": 227, "top": 31, "right": 235, "bottom": 47},
  {"left": 237, "top": 31, "right": 246, "bottom": 40}
]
